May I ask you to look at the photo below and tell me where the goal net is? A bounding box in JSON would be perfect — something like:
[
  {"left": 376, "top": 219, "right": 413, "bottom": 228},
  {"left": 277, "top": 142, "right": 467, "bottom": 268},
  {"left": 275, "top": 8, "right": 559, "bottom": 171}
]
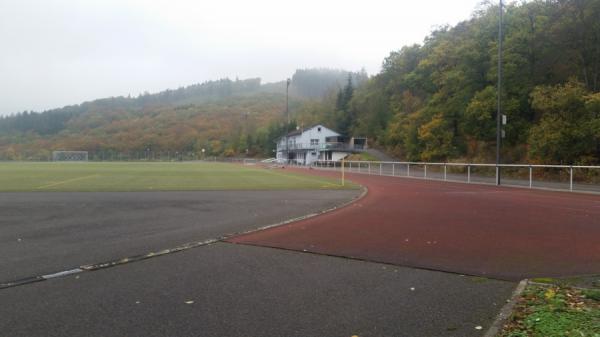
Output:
[{"left": 52, "top": 151, "right": 89, "bottom": 162}]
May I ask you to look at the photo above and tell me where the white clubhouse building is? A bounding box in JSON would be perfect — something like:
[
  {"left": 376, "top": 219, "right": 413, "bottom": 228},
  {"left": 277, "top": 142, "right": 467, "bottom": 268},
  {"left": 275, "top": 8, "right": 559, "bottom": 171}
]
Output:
[{"left": 276, "top": 124, "right": 367, "bottom": 165}]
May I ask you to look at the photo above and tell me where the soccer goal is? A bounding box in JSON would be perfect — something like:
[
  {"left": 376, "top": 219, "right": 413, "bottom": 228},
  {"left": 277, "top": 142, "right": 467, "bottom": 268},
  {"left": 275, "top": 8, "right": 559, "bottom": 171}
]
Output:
[
  {"left": 52, "top": 151, "right": 89, "bottom": 162},
  {"left": 243, "top": 158, "right": 258, "bottom": 165}
]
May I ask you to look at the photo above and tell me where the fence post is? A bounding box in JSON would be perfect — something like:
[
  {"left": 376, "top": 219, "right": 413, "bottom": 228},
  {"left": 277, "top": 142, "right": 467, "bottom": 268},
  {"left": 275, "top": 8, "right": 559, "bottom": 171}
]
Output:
[
  {"left": 368, "top": 162, "right": 371, "bottom": 175},
  {"left": 358, "top": 162, "right": 361, "bottom": 173},
  {"left": 570, "top": 166, "right": 573, "bottom": 191},
  {"left": 341, "top": 159, "right": 345, "bottom": 186},
  {"left": 380, "top": 163, "right": 382, "bottom": 176},
  {"left": 467, "top": 165, "right": 471, "bottom": 183},
  {"left": 424, "top": 165, "right": 427, "bottom": 179},
  {"left": 495, "top": 166, "right": 499, "bottom": 186},
  {"left": 392, "top": 163, "right": 395, "bottom": 176},
  {"left": 407, "top": 163, "right": 410, "bottom": 177},
  {"left": 529, "top": 166, "right": 533, "bottom": 188},
  {"left": 444, "top": 164, "right": 447, "bottom": 181}
]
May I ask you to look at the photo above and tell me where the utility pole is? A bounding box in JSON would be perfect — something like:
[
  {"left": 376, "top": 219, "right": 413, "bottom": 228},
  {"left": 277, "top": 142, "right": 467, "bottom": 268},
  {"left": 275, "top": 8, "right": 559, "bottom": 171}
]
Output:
[
  {"left": 496, "top": 0, "right": 503, "bottom": 186},
  {"left": 285, "top": 78, "right": 291, "bottom": 165}
]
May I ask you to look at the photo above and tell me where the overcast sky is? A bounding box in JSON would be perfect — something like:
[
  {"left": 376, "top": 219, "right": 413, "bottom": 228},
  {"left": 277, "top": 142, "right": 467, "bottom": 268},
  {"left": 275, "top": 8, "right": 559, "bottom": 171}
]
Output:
[{"left": 0, "top": 0, "right": 484, "bottom": 115}]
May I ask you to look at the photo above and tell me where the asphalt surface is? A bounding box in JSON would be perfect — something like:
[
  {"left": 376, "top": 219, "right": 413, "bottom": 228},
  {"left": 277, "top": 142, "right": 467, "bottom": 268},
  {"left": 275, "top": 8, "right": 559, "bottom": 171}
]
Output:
[
  {"left": 0, "top": 190, "right": 359, "bottom": 282},
  {"left": 0, "top": 243, "right": 515, "bottom": 337},
  {"left": 231, "top": 168, "right": 600, "bottom": 280}
]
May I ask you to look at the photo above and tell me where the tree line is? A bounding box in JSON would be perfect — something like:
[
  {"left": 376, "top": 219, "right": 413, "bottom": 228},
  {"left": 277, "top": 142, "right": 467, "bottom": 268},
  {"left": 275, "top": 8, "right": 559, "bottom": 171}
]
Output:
[{"left": 0, "top": 70, "right": 354, "bottom": 160}]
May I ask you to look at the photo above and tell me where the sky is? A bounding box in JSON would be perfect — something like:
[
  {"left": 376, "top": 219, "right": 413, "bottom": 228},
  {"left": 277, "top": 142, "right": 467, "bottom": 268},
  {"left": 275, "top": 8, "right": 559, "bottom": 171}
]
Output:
[{"left": 0, "top": 0, "right": 485, "bottom": 115}]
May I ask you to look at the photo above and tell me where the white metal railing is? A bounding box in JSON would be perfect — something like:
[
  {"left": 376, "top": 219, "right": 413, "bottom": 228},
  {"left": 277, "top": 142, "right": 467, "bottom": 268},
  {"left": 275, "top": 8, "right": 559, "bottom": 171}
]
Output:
[
  {"left": 309, "top": 160, "right": 600, "bottom": 194},
  {"left": 277, "top": 143, "right": 318, "bottom": 151},
  {"left": 276, "top": 142, "right": 364, "bottom": 152}
]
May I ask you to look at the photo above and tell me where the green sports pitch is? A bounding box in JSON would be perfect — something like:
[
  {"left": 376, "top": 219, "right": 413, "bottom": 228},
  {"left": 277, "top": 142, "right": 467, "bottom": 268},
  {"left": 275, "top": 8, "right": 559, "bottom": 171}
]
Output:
[{"left": 0, "top": 162, "right": 357, "bottom": 192}]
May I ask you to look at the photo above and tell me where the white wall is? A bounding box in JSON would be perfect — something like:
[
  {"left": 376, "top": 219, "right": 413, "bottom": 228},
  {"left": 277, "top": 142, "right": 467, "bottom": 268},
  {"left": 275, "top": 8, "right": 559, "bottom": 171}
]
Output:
[
  {"left": 277, "top": 125, "right": 340, "bottom": 150},
  {"left": 305, "top": 151, "right": 319, "bottom": 165},
  {"left": 332, "top": 152, "right": 349, "bottom": 161},
  {"left": 295, "top": 125, "right": 339, "bottom": 147}
]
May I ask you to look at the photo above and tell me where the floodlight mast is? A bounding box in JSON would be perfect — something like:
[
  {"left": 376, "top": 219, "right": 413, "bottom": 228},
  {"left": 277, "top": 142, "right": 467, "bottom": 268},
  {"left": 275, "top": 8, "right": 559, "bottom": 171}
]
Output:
[
  {"left": 496, "top": 0, "right": 503, "bottom": 185},
  {"left": 285, "top": 78, "right": 291, "bottom": 165}
]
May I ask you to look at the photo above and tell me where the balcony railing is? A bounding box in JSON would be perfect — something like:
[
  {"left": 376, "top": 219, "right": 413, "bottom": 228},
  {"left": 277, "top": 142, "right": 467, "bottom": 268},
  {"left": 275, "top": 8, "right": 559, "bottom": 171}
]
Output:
[
  {"left": 277, "top": 142, "right": 363, "bottom": 152},
  {"left": 277, "top": 143, "right": 318, "bottom": 151}
]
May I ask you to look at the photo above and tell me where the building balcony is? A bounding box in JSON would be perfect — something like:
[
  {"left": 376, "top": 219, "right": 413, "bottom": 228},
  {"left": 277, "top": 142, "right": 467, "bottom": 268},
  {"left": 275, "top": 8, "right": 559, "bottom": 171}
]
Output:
[
  {"left": 277, "top": 142, "right": 364, "bottom": 152},
  {"left": 277, "top": 143, "right": 318, "bottom": 151}
]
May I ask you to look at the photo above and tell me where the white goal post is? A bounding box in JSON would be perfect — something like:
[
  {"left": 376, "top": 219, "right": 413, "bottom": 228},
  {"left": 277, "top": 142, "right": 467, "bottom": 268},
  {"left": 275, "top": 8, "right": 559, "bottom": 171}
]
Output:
[{"left": 52, "top": 151, "right": 89, "bottom": 162}]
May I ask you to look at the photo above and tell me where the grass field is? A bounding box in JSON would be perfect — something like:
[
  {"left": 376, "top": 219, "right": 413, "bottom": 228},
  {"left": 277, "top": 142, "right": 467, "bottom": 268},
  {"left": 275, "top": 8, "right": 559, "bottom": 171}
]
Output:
[{"left": 0, "top": 162, "right": 357, "bottom": 192}]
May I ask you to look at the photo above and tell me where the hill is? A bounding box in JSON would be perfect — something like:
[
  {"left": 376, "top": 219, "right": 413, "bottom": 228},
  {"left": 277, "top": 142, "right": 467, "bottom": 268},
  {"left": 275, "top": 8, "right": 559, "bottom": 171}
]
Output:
[{"left": 0, "top": 69, "right": 364, "bottom": 160}]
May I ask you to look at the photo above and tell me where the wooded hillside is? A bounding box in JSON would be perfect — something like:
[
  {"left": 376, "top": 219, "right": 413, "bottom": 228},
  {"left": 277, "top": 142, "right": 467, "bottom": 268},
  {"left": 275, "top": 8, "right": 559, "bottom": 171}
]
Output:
[
  {"left": 316, "top": 0, "right": 600, "bottom": 164},
  {"left": 0, "top": 71, "right": 361, "bottom": 160}
]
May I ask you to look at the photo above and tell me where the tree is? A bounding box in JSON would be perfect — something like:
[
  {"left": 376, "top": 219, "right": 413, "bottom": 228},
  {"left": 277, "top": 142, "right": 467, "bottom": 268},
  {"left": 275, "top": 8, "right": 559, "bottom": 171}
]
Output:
[
  {"left": 528, "top": 80, "right": 600, "bottom": 164},
  {"left": 334, "top": 74, "right": 355, "bottom": 135}
]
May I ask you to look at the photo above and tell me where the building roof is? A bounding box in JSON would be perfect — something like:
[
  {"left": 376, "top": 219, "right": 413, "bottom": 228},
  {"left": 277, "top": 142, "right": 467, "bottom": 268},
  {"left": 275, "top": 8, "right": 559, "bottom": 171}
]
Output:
[
  {"left": 276, "top": 125, "right": 341, "bottom": 144},
  {"left": 286, "top": 129, "right": 303, "bottom": 137},
  {"left": 285, "top": 124, "right": 339, "bottom": 137}
]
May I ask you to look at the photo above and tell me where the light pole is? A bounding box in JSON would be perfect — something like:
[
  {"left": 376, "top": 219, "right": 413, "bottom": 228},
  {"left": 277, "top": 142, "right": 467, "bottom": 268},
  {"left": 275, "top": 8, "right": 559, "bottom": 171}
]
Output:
[
  {"left": 496, "top": 0, "right": 503, "bottom": 186},
  {"left": 285, "top": 78, "right": 291, "bottom": 165}
]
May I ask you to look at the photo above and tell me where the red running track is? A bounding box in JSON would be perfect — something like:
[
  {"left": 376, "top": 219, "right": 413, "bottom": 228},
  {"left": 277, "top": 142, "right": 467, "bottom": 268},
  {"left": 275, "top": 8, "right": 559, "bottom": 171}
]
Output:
[{"left": 228, "top": 168, "right": 600, "bottom": 281}]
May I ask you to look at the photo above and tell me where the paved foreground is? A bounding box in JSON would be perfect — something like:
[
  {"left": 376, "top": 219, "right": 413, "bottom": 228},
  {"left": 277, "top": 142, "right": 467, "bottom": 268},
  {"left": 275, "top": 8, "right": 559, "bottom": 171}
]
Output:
[
  {"left": 0, "top": 190, "right": 358, "bottom": 282},
  {"left": 0, "top": 186, "right": 518, "bottom": 337},
  {"left": 230, "top": 169, "right": 600, "bottom": 280},
  {"left": 0, "top": 243, "right": 515, "bottom": 337}
]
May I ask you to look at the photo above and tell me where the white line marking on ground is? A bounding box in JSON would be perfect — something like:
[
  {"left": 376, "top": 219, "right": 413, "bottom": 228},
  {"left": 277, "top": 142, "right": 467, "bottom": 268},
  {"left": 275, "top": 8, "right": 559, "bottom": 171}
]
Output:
[
  {"left": 42, "top": 268, "right": 83, "bottom": 279},
  {"left": 37, "top": 174, "right": 99, "bottom": 189}
]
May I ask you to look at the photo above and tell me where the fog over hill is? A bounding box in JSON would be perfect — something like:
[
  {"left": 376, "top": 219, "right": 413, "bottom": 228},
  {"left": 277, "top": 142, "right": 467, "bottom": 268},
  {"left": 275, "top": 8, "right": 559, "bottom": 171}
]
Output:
[{"left": 0, "top": 68, "right": 367, "bottom": 159}]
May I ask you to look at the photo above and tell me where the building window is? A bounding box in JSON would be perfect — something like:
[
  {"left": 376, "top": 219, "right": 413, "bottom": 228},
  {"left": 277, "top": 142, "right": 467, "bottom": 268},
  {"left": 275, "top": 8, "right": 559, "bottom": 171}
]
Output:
[
  {"left": 310, "top": 139, "right": 319, "bottom": 145},
  {"left": 317, "top": 127, "right": 322, "bottom": 132}
]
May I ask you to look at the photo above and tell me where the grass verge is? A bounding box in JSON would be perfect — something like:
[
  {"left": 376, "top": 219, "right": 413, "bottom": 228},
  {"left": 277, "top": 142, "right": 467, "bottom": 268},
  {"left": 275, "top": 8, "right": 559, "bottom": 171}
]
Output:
[
  {"left": 499, "top": 284, "right": 600, "bottom": 337},
  {"left": 344, "top": 152, "right": 380, "bottom": 161}
]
